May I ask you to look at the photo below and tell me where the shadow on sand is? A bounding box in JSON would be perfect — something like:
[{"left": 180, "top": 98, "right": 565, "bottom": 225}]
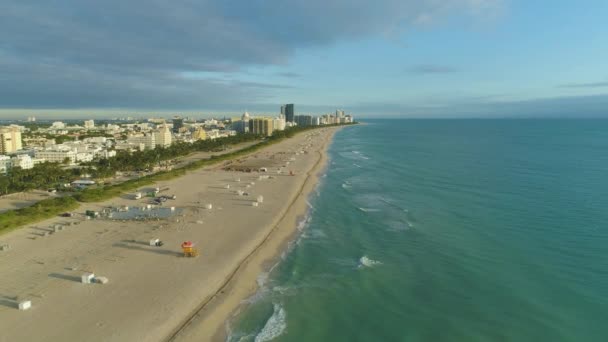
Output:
[
  {"left": 112, "top": 242, "right": 183, "bottom": 257},
  {"left": 0, "top": 295, "right": 18, "bottom": 309},
  {"left": 48, "top": 273, "right": 81, "bottom": 283}
]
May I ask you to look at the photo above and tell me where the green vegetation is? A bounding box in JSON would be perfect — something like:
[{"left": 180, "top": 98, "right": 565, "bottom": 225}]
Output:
[
  {"left": 0, "top": 196, "right": 80, "bottom": 235},
  {"left": 83, "top": 132, "right": 263, "bottom": 179},
  {"left": 0, "top": 163, "right": 82, "bottom": 195}
]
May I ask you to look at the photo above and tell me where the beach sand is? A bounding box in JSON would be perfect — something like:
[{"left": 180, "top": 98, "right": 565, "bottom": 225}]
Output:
[{"left": 0, "top": 127, "right": 340, "bottom": 342}]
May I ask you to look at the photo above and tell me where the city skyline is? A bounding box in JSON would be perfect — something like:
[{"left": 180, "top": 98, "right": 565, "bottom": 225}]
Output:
[{"left": 1, "top": 1, "right": 608, "bottom": 118}]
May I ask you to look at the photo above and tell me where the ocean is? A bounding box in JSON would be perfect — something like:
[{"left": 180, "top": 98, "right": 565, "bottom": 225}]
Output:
[{"left": 227, "top": 119, "right": 608, "bottom": 342}]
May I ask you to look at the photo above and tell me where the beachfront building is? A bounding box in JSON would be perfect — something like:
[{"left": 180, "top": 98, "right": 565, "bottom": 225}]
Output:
[
  {"left": 153, "top": 124, "right": 172, "bottom": 147},
  {"left": 294, "top": 115, "right": 315, "bottom": 127},
  {"left": 35, "top": 149, "right": 77, "bottom": 165},
  {"left": 0, "top": 126, "right": 23, "bottom": 154},
  {"left": 249, "top": 118, "right": 274, "bottom": 137},
  {"left": 283, "top": 104, "right": 295, "bottom": 123},
  {"left": 273, "top": 116, "right": 286, "bottom": 131}
]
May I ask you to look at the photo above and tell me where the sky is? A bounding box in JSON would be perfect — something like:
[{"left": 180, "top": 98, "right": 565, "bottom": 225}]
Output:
[{"left": 1, "top": 0, "right": 607, "bottom": 119}]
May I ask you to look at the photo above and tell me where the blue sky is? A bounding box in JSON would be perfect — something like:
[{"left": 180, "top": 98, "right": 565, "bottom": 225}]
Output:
[{"left": 1, "top": 0, "right": 607, "bottom": 118}]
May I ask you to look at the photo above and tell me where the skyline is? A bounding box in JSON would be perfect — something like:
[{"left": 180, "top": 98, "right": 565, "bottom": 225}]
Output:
[{"left": 1, "top": 1, "right": 608, "bottom": 118}]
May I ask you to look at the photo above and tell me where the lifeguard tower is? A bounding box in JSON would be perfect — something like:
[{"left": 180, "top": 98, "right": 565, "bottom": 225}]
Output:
[{"left": 181, "top": 241, "right": 199, "bottom": 257}]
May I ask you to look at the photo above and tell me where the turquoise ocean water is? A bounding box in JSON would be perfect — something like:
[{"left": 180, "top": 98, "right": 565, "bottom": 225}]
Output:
[{"left": 227, "top": 119, "right": 608, "bottom": 342}]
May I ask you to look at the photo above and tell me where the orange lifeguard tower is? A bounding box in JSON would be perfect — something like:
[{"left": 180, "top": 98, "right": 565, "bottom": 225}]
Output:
[{"left": 181, "top": 241, "right": 199, "bottom": 257}]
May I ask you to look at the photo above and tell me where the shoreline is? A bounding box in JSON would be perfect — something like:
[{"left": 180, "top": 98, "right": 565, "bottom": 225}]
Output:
[{"left": 168, "top": 127, "right": 338, "bottom": 342}]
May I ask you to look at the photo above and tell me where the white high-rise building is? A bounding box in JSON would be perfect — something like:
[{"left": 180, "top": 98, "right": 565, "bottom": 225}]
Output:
[
  {"left": 153, "top": 124, "right": 172, "bottom": 147},
  {"left": 273, "top": 117, "right": 286, "bottom": 131},
  {"left": 84, "top": 120, "right": 95, "bottom": 129}
]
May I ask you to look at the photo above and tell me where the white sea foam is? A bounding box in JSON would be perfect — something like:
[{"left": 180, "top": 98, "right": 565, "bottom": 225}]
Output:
[
  {"left": 305, "top": 200, "right": 315, "bottom": 210},
  {"left": 359, "top": 255, "right": 382, "bottom": 268},
  {"left": 254, "top": 304, "right": 287, "bottom": 342},
  {"left": 353, "top": 163, "right": 362, "bottom": 168}
]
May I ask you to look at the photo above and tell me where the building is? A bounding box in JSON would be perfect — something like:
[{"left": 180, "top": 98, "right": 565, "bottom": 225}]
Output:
[
  {"left": 11, "top": 155, "right": 34, "bottom": 170},
  {"left": 173, "top": 117, "right": 184, "bottom": 133},
  {"left": 249, "top": 118, "right": 274, "bottom": 137},
  {"left": 35, "top": 149, "right": 77, "bottom": 164},
  {"left": 0, "top": 155, "right": 11, "bottom": 174},
  {"left": 127, "top": 134, "right": 155, "bottom": 150},
  {"left": 294, "top": 115, "right": 314, "bottom": 127},
  {"left": 192, "top": 127, "right": 207, "bottom": 141},
  {"left": 84, "top": 120, "right": 95, "bottom": 129},
  {"left": 273, "top": 117, "right": 286, "bottom": 131},
  {"left": 284, "top": 104, "right": 295, "bottom": 123},
  {"left": 232, "top": 112, "right": 251, "bottom": 134},
  {"left": 0, "top": 126, "right": 23, "bottom": 154},
  {"left": 153, "top": 124, "right": 172, "bottom": 147},
  {"left": 51, "top": 121, "right": 66, "bottom": 129}
]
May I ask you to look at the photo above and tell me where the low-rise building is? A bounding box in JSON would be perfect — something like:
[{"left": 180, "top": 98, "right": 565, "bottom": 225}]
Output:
[
  {"left": 35, "top": 149, "right": 77, "bottom": 165},
  {"left": 11, "top": 155, "right": 34, "bottom": 170},
  {"left": 0, "top": 155, "right": 11, "bottom": 174}
]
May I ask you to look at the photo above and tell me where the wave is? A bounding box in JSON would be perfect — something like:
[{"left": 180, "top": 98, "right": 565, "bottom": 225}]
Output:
[
  {"left": 380, "top": 197, "right": 408, "bottom": 213},
  {"left": 359, "top": 255, "right": 382, "bottom": 268},
  {"left": 254, "top": 304, "right": 287, "bottom": 342},
  {"left": 353, "top": 163, "right": 362, "bottom": 168},
  {"left": 358, "top": 207, "right": 380, "bottom": 212}
]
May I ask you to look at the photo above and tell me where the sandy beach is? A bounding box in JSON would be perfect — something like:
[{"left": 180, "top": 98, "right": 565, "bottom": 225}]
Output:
[{"left": 0, "top": 127, "right": 340, "bottom": 342}]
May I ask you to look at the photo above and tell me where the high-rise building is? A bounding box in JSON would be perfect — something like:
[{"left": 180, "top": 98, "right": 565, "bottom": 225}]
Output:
[
  {"left": 0, "top": 126, "right": 23, "bottom": 154},
  {"left": 280, "top": 105, "right": 286, "bottom": 117},
  {"left": 84, "top": 120, "right": 95, "bottom": 129},
  {"left": 294, "top": 115, "right": 314, "bottom": 127},
  {"left": 172, "top": 117, "right": 184, "bottom": 133},
  {"left": 249, "top": 118, "right": 274, "bottom": 137},
  {"left": 284, "top": 104, "right": 295, "bottom": 123},
  {"left": 154, "top": 124, "right": 172, "bottom": 147}
]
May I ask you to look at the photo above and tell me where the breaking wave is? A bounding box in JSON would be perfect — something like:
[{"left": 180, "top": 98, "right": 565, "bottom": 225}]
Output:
[
  {"left": 359, "top": 255, "right": 382, "bottom": 268},
  {"left": 254, "top": 304, "right": 287, "bottom": 342}
]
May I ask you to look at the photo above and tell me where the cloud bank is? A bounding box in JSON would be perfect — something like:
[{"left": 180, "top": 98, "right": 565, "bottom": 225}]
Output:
[{"left": 0, "top": 0, "right": 503, "bottom": 110}]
